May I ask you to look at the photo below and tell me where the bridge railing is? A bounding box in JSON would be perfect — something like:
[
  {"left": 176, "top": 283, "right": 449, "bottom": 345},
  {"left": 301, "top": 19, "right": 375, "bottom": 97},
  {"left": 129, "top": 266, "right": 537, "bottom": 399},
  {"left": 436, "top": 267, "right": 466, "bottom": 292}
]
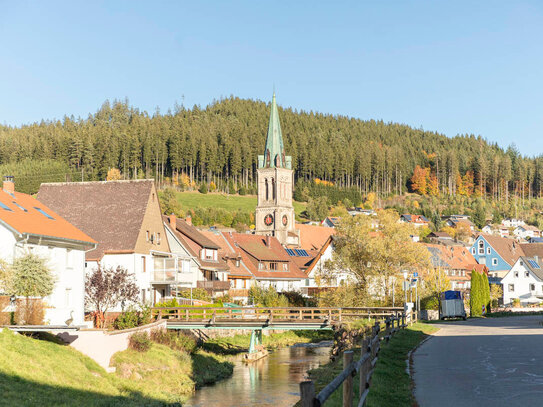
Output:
[
  {"left": 300, "top": 313, "right": 406, "bottom": 407},
  {"left": 150, "top": 306, "right": 404, "bottom": 324}
]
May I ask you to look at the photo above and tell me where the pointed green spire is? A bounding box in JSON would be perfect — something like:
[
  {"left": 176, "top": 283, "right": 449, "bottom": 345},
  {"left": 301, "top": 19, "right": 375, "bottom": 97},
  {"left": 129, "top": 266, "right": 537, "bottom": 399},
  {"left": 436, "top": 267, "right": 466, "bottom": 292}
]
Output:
[{"left": 258, "top": 93, "right": 291, "bottom": 169}]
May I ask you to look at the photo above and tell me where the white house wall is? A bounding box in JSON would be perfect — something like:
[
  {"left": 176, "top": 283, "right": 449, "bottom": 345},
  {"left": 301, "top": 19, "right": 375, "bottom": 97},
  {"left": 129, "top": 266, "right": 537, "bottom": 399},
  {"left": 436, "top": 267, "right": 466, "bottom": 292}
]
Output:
[
  {"left": 0, "top": 224, "right": 87, "bottom": 326},
  {"left": 502, "top": 261, "right": 543, "bottom": 305}
]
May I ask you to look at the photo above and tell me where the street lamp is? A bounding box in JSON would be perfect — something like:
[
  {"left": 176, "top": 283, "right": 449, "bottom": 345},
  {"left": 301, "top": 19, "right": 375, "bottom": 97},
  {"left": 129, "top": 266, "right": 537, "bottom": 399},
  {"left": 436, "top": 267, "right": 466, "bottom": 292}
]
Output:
[{"left": 402, "top": 270, "right": 409, "bottom": 306}]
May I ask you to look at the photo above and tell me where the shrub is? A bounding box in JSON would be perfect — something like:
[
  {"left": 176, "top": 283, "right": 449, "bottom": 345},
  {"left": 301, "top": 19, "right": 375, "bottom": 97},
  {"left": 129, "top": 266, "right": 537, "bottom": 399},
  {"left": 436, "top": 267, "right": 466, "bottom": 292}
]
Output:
[
  {"left": 149, "top": 328, "right": 197, "bottom": 354},
  {"left": 512, "top": 298, "right": 521, "bottom": 308},
  {"left": 177, "top": 288, "right": 212, "bottom": 303},
  {"left": 420, "top": 295, "right": 439, "bottom": 310},
  {"left": 14, "top": 298, "right": 44, "bottom": 325},
  {"left": 113, "top": 305, "right": 152, "bottom": 330},
  {"left": 0, "top": 296, "right": 11, "bottom": 325},
  {"left": 128, "top": 331, "right": 151, "bottom": 352},
  {"left": 199, "top": 183, "right": 208, "bottom": 194},
  {"left": 281, "top": 291, "right": 306, "bottom": 307}
]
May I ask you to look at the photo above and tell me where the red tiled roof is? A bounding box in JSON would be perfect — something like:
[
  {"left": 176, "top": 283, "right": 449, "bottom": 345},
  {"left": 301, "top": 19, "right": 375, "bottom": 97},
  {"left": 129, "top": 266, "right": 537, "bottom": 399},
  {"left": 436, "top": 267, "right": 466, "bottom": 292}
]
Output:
[
  {"left": 163, "top": 217, "right": 228, "bottom": 272},
  {"left": 200, "top": 230, "right": 253, "bottom": 278},
  {"left": 0, "top": 189, "right": 95, "bottom": 245},
  {"left": 222, "top": 232, "right": 307, "bottom": 279},
  {"left": 296, "top": 223, "right": 336, "bottom": 251}
]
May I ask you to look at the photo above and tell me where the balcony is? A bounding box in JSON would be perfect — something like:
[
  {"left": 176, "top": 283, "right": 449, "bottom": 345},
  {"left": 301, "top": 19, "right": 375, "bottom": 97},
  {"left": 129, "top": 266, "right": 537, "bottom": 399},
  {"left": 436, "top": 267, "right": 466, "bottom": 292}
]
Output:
[
  {"left": 229, "top": 288, "right": 249, "bottom": 298},
  {"left": 153, "top": 257, "right": 177, "bottom": 283},
  {"left": 197, "top": 280, "right": 231, "bottom": 291}
]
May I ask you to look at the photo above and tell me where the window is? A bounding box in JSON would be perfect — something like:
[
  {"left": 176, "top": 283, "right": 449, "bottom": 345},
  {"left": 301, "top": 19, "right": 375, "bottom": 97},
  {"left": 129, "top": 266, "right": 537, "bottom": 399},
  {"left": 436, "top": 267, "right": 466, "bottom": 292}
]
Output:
[
  {"left": 530, "top": 284, "right": 536, "bottom": 291},
  {"left": 471, "top": 248, "right": 476, "bottom": 255},
  {"left": 0, "top": 202, "right": 12, "bottom": 211},
  {"left": 305, "top": 279, "right": 310, "bottom": 287},
  {"left": 141, "top": 256, "right": 146, "bottom": 273},
  {"left": 525, "top": 271, "right": 530, "bottom": 278},
  {"left": 180, "top": 259, "right": 191, "bottom": 273},
  {"left": 509, "top": 284, "right": 515, "bottom": 292},
  {"left": 514, "top": 271, "right": 519, "bottom": 277},
  {"left": 12, "top": 202, "right": 27, "bottom": 212},
  {"left": 451, "top": 270, "right": 456, "bottom": 276},
  {"left": 258, "top": 262, "right": 263, "bottom": 270},
  {"left": 269, "top": 262, "right": 278, "bottom": 271},
  {"left": 65, "top": 288, "right": 72, "bottom": 307},
  {"left": 236, "top": 259, "right": 240, "bottom": 267},
  {"left": 66, "top": 249, "right": 73, "bottom": 269},
  {"left": 478, "top": 241, "right": 484, "bottom": 255},
  {"left": 156, "top": 233, "right": 161, "bottom": 244},
  {"left": 201, "top": 248, "right": 216, "bottom": 261},
  {"left": 34, "top": 207, "right": 54, "bottom": 220},
  {"left": 141, "top": 289, "right": 146, "bottom": 303},
  {"left": 492, "top": 258, "right": 498, "bottom": 266},
  {"left": 146, "top": 231, "right": 150, "bottom": 242},
  {"left": 282, "top": 263, "right": 288, "bottom": 271},
  {"left": 487, "top": 247, "right": 491, "bottom": 255}
]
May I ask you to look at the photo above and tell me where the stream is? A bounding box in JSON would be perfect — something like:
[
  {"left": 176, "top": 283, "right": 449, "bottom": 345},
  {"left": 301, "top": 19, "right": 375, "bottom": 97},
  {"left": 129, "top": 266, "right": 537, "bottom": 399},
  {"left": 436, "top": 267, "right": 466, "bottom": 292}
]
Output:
[{"left": 185, "top": 341, "right": 332, "bottom": 407}]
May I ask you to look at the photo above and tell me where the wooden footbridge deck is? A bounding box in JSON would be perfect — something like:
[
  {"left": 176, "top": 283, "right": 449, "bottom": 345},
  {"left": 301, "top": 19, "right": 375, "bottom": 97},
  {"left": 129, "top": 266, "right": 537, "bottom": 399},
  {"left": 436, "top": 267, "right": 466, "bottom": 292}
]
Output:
[{"left": 151, "top": 306, "right": 405, "bottom": 330}]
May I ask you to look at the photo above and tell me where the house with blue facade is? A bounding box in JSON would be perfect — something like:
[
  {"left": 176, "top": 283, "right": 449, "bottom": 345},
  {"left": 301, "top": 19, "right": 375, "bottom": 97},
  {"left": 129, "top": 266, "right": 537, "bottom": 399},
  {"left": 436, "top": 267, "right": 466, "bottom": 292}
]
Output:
[{"left": 470, "top": 234, "right": 524, "bottom": 280}]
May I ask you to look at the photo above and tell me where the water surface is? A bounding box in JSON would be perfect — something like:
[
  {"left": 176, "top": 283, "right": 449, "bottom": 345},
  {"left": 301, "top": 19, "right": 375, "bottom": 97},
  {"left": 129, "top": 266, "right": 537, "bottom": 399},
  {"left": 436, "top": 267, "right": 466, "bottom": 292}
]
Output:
[{"left": 186, "top": 342, "right": 332, "bottom": 407}]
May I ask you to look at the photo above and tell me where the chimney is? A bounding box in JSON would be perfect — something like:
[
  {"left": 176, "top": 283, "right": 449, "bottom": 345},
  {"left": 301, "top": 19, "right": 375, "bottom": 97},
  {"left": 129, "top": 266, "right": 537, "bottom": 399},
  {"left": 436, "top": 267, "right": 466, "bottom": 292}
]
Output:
[
  {"left": 2, "top": 176, "right": 14, "bottom": 195},
  {"left": 185, "top": 215, "right": 192, "bottom": 226},
  {"left": 266, "top": 235, "right": 271, "bottom": 247},
  {"left": 169, "top": 214, "right": 177, "bottom": 230}
]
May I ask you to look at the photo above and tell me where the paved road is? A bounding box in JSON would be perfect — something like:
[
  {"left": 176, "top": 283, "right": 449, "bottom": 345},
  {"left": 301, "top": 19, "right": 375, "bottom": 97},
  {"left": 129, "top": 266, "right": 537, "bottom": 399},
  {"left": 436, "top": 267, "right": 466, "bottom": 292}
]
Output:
[{"left": 413, "top": 316, "right": 543, "bottom": 407}]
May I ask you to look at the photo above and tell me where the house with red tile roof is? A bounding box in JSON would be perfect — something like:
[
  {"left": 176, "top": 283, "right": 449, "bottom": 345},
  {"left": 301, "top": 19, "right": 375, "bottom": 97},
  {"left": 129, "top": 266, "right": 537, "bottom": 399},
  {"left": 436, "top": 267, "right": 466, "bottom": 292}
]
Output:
[
  {"left": 37, "top": 179, "right": 177, "bottom": 306},
  {"left": 425, "top": 243, "right": 478, "bottom": 290},
  {"left": 0, "top": 176, "right": 96, "bottom": 326},
  {"left": 221, "top": 232, "right": 307, "bottom": 292},
  {"left": 163, "top": 215, "right": 231, "bottom": 299},
  {"left": 400, "top": 214, "right": 430, "bottom": 228}
]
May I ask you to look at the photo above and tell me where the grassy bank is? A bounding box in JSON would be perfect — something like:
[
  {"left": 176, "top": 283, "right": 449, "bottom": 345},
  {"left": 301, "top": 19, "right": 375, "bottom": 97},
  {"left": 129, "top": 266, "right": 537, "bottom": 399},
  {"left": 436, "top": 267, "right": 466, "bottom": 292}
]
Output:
[
  {"left": 304, "top": 323, "right": 438, "bottom": 407},
  {"left": 111, "top": 345, "right": 233, "bottom": 403},
  {"left": 0, "top": 328, "right": 233, "bottom": 406},
  {"left": 0, "top": 329, "right": 165, "bottom": 406},
  {"left": 202, "top": 330, "right": 333, "bottom": 355}
]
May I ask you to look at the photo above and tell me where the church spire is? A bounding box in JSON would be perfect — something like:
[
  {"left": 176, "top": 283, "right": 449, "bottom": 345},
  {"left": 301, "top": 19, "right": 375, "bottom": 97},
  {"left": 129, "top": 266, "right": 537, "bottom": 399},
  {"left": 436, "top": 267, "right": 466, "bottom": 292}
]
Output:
[{"left": 258, "top": 93, "right": 291, "bottom": 169}]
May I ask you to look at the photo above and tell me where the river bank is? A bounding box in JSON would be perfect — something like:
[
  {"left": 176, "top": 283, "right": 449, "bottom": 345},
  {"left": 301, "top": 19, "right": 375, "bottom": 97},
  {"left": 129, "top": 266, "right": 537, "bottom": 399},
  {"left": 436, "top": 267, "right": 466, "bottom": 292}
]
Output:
[
  {"left": 0, "top": 328, "right": 333, "bottom": 405},
  {"left": 186, "top": 340, "right": 333, "bottom": 407}
]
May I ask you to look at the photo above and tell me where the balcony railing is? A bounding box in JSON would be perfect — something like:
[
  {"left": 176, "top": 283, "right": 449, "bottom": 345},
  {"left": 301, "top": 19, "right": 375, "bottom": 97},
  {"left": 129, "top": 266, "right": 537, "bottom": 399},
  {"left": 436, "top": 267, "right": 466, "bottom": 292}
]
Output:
[
  {"left": 153, "top": 257, "right": 177, "bottom": 283},
  {"left": 197, "top": 280, "right": 231, "bottom": 291}
]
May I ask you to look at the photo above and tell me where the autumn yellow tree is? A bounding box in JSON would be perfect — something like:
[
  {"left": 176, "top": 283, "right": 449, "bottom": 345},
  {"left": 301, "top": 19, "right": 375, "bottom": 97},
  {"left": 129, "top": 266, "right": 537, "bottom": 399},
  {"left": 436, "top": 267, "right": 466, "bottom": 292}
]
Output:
[
  {"left": 106, "top": 168, "right": 122, "bottom": 181},
  {"left": 410, "top": 165, "right": 429, "bottom": 195},
  {"left": 330, "top": 209, "right": 431, "bottom": 304}
]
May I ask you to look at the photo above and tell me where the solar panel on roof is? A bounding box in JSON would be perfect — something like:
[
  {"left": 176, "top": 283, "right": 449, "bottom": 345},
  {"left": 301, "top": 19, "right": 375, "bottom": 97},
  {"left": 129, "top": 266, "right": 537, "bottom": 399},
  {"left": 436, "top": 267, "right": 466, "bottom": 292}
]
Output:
[
  {"left": 285, "top": 248, "right": 296, "bottom": 256},
  {"left": 295, "top": 249, "right": 309, "bottom": 257},
  {"left": 528, "top": 259, "right": 540, "bottom": 269}
]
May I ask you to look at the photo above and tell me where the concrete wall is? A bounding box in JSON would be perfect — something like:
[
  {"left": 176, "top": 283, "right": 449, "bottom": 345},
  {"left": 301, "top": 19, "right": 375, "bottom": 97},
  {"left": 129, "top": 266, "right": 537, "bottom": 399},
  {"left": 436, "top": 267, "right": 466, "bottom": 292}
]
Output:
[{"left": 61, "top": 320, "right": 167, "bottom": 372}]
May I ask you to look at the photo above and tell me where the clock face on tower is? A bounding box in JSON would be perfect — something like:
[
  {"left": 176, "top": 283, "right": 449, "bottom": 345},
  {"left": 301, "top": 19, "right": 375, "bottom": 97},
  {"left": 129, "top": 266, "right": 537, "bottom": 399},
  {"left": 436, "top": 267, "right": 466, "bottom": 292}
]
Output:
[
  {"left": 282, "top": 215, "right": 288, "bottom": 226},
  {"left": 264, "top": 214, "right": 274, "bottom": 226}
]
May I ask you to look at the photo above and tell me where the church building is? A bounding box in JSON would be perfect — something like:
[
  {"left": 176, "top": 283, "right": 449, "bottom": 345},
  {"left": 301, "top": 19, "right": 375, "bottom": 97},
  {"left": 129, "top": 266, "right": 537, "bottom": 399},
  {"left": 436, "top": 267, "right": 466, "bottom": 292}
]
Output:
[{"left": 255, "top": 94, "right": 300, "bottom": 246}]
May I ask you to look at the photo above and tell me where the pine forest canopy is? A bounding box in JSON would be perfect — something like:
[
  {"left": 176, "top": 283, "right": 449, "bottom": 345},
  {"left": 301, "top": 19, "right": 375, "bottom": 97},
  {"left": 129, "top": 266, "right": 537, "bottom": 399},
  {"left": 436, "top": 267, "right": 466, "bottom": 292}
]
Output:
[{"left": 1, "top": 96, "right": 542, "bottom": 200}]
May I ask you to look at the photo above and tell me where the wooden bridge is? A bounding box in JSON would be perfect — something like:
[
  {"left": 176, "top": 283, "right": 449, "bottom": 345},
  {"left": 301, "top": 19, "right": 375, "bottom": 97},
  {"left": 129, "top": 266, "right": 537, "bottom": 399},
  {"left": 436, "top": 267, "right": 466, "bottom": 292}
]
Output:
[
  {"left": 151, "top": 306, "right": 405, "bottom": 355},
  {"left": 151, "top": 306, "right": 405, "bottom": 330}
]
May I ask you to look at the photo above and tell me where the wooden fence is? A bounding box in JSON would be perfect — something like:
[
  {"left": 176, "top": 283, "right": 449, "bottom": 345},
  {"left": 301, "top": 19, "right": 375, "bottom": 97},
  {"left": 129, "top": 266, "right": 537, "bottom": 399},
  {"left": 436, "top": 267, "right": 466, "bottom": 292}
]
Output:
[
  {"left": 151, "top": 306, "right": 405, "bottom": 324},
  {"left": 300, "top": 313, "right": 406, "bottom": 407}
]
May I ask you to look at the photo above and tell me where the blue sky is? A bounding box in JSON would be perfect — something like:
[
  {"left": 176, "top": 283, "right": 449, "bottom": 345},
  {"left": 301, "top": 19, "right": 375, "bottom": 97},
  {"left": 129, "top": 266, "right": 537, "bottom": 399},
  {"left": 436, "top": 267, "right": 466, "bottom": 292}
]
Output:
[{"left": 1, "top": 1, "right": 542, "bottom": 155}]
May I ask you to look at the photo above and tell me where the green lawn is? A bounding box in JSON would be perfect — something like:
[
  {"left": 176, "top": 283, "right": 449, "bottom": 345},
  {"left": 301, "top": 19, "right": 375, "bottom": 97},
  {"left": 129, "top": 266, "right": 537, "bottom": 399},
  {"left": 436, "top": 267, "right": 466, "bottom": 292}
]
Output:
[
  {"left": 175, "top": 191, "right": 307, "bottom": 218},
  {"left": 0, "top": 328, "right": 233, "bottom": 406},
  {"left": 304, "top": 322, "right": 439, "bottom": 407}
]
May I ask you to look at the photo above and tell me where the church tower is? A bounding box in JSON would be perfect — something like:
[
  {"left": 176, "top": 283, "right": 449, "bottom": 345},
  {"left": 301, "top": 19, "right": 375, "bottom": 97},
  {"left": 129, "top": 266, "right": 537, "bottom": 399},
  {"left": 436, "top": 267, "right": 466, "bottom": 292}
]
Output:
[{"left": 255, "top": 93, "right": 299, "bottom": 246}]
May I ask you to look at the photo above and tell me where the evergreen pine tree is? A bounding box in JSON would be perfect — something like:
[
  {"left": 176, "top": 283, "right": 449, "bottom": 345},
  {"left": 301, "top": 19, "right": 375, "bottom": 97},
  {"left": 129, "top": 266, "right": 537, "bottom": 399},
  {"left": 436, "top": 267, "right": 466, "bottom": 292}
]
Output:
[{"left": 481, "top": 272, "right": 491, "bottom": 314}]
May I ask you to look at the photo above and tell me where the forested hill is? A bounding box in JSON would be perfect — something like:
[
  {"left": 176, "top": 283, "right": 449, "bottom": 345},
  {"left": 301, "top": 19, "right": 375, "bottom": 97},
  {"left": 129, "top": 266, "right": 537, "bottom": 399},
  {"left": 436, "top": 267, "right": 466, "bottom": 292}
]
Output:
[{"left": 0, "top": 97, "right": 542, "bottom": 198}]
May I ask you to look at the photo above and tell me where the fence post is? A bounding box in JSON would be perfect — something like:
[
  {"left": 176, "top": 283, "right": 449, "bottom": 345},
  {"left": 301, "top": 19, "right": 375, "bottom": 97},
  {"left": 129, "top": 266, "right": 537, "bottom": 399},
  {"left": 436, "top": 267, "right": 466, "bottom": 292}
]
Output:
[
  {"left": 402, "top": 312, "right": 406, "bottom": 328},
  {"left": 385, "top": 317, "right": 391, "bottom": 342},
  {"left": 300, "top": 380, "right": 316, "bottom": 407},
  {"left": 343, "top": 350, "right": 354, "bottom": 407},
  {"left": 360, "top": 338, "right": 370, "bottom": 399}
]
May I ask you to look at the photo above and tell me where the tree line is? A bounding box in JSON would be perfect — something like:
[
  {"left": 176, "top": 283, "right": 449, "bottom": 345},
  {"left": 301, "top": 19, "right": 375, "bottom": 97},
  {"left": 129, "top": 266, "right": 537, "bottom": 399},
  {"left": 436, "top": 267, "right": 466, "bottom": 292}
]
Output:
[{"left": 1, "top": 97, "right": 542, "bottom": 201}]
